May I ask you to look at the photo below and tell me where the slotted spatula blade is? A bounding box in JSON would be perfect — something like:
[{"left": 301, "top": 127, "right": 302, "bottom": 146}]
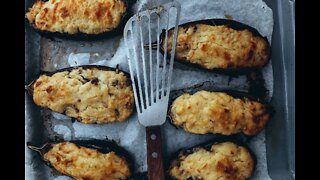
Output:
[{"left": 124, "top": 1, "right": 180, "bottom": 179}]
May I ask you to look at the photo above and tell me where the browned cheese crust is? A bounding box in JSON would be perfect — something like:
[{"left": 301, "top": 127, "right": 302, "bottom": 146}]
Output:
[
  {"left": 44, "top": 142, "right": 131, "bottom": 180},
  {"left": 169, "top": 91, "right": 269, "bottom": 135},
  {"left": 26, "top": 0, "right": 127, "bottom": 34},
  {"left": 32, "top": 67, "right": 134, "bottom": 124},
  {"left": 165, "top": 23, "right": 269, "bottom": 70},
  {"left": 169, "top": 142, "right": 254, "bottom": 180}
]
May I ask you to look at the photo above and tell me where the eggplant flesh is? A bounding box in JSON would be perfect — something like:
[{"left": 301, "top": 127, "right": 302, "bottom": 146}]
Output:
[
  {"left": 26, "top": 65, "right": 134, "bottom": 124},
  {"left": 161, "top": 19, "right": 270, "bottom": 73},
  {"left": 27, "top": 140, "right": 133, "bottom": 180},
  {"left": 25, "top": 0, "right": 133, "bottom": 40},
  {"left": 168, "top": 82, "right": 272, "bottom": 136},
  {"left": 168, "top": 139, "right": 256, "bottom": 180}
]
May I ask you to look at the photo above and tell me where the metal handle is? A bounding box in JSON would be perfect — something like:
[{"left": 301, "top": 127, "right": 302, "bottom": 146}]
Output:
[{"left": 146, "top": 126, "right": 164, "bottom": 180}]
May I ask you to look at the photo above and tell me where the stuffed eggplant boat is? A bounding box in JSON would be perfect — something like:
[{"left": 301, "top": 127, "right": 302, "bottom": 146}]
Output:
[
  {"left": 26, "top": 65, "right": 134, "bottom": 124},
  {"left": 25, "top": 0, "right": 129, "bottom": 38},
  {"left": 27, "top": 140, "right": 132, "bottom": 180},
  {"left": 162, "top": 19, "right": 270, "bottom": 72},
  {"left": 168, "top": 141, "right": 255, "bottom": 180},
  {"left": 169, "top": 90, "right": 270, "bottom": 136}
]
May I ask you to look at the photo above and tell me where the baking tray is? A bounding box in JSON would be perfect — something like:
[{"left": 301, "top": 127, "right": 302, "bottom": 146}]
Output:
[
  {"left": 25, "top": 0, "right": 295, "bottom": 179},
  {"left": 264, "top": 0, "right": 295, "bottom": 179}
]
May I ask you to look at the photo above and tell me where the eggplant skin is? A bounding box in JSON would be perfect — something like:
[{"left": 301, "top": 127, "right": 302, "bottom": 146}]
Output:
[
  {"left": 169, "top": 90, "right": 270, "bottom": 136},
  {"left": 165, "top": 19, "right": 270, "bottom": 71},
  {"left": 25, "top": 0, "right": 127, "bottom": 36},
  {"left": 168, "top": 142, "right": 254, "bottom": 180},
  {"left": 41, "top": 141, "right": 131, "bottom": 180},
  {"left": 30, "top": 66, "right": 134, "bottom": 124}
]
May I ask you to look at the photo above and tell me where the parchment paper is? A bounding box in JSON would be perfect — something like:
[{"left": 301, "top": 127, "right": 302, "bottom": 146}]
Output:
[{"left": 25, "top": 0, "right": 274, "bottom": 179}]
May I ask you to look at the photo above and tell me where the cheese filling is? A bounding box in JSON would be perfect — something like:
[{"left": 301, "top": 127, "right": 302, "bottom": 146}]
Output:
[
  {"left": 170, "top": 91, "right": 269, "bottom": 135},
  {"left": 44, "top": 142, "right": 131, "bottom": 180},
  {"left": 26, "top": 0, "right": 127, "bottom": 34},
  {"left": 166, "top": 23, "right": 269, "bottom": 69},
  {"left": 32, "top": 67, "right": 134, "bottom": 124}
]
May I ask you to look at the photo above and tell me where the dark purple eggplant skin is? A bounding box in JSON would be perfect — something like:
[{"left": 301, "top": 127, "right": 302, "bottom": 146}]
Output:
[
  {"left": 166, "top": 137, "right": 257, "bottom": 180},
  {"left": 25, "top": 65, "right": 131, "bottom": 96},
  {"left": 33, "top": 64, "right": 130, "bottom": 78},
  {"left": 25, "top": 0, "right": 136, "bottom": 41},
  {"left": 168, "top": 80, "right": 269, "bottom": 105},
  {"left": 27, "top": 139, "right": 134, "bottom": 178},
  {"left": 167, "top": 81, "right": 274, "bottom": 138},
  {"left": 172, "top": 19, "right": 269, "bottom": 40},
  {"left": 155, "top": 19, "right": 271, "bottom": 75},
  {"left": 25, "top": 65, "right": 134, "bottom": 124}
]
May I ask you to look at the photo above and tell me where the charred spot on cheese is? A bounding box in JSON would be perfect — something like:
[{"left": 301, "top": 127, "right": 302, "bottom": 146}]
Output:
[
  {"left": 25, "top": 0, "right": 127, "bottom": 35},
  {"left": 164, "top": 19, "right": 270, "bottom": 71},
  {"left": 169, "top": 90, "right": 270, "bottom": 136},
  {"left": 30, "top": 66, "right": 134, "bottom": 124},
  {"left": 169, "top": 142, "right": 254, "bottom": 180},
  {"left": 29, "top": 141, "right": 131, "bottom": 180}
]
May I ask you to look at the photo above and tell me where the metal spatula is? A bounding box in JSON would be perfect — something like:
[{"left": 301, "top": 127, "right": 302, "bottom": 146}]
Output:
[{"left": 124, "top": 1, "right": 180, "bottom": 179}]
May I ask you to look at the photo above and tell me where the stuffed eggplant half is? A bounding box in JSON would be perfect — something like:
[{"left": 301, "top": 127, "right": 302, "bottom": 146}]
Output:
[
  {"left": 168, "top": 141, "right": 255, "bottom": 180},
  {"left": 26, "top": 65, "right": 134, "bottom": 124},
  {"left": 162, "top": 19, "right": 270, "bottom": 72},
  {"left": 25, "top": 0, "right": 130, "bottom": 39},
  {"left": 27, "top": 140, "right": 132, "bottom": 180},
  {"left": 169, "top": 90, "right": 270, "bottom": 136}
]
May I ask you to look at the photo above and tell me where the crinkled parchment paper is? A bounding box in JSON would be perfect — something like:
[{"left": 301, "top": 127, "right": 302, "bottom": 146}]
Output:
[{"left": 25, "top": 0, "right": 273, "bottom": 179}]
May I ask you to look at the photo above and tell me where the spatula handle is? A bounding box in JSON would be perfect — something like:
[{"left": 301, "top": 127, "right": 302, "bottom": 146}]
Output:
[{"left": 146, "top": 126, "right": 165, "bottom": 180}]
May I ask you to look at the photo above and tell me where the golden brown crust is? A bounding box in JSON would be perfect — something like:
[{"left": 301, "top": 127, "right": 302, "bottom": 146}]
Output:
[
  {"left": 166, "top": 24, "right": 269, "bottom": 70},
  {"left": 169, "top": 90, "right": 269, "bottom": 135},
  {"left": 32, "top": 67, "right": 134, "bottom": 124},
  {"left": 26, "top": 0, "right": 127, "bottom": 34},
  {"left": 169, "top": 142, "right": 254, "bottom": 180},
  {"left": 44, "top": 142, "right": 131, "bottom": 180}
]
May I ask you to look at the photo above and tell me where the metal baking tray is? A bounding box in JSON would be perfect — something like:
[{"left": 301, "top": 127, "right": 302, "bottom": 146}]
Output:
[
  {"left": 264, "top": 0, "right": 295, "bottom": 179},
  {"left": 25, "top": 0, "right": 295, "bottom": 179}
]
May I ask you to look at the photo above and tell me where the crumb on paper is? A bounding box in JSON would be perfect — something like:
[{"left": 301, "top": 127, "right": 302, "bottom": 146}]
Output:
[
  {"left": 68, "top": 53, "right": 90, "bottom": 67},
  {"left": 224, "top": 14, "right": 233, "bottom": 20},
  {"left": 51, "top": 112, "right": 71, "bottom": 120}
]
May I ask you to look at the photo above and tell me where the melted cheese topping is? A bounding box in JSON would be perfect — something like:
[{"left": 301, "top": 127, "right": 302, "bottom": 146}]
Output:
[
  {"left": 44, "top": 142, "right": 131, "bottom": 180},
  {"left": 169, "top": 142, "right": 254, "bottom": 180},
  {"left": 32, "top": 67, "right": 134, "bottom": 124},
  {"left": 166, "top": 24, "right": 269, "bottom": 70},
  {"left": 26, "top": 0, "right": 126, "bottom": 34},
  {"left": 170, "top": 91, "right": 269, "bottom": 135}
]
